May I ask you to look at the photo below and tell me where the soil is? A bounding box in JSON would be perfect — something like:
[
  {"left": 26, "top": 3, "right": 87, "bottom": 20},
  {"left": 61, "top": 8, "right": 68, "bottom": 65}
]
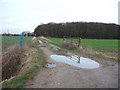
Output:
[{"left": 25, "top": 44, "right": 118, "bottom": 88}]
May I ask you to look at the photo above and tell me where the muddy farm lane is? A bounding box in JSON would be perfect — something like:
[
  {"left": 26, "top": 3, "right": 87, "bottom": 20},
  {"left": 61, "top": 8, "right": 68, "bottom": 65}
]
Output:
[{"left": 25, "top": 45, "right": 118, "bottom": 88}]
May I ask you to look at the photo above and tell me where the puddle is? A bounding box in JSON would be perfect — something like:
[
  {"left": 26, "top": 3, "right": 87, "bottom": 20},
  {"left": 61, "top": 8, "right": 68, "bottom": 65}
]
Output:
[
  {"left": 46, "top": 63, "right": 56, "bottom": 69},
  {"left": 50, "top": 55, "right": 100, "bottom": 69}
]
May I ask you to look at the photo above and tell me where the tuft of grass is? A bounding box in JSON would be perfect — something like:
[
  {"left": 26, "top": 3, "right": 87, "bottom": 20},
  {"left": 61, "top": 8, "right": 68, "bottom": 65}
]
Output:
[
  {"left": 2, "top": 76, "right": 27, "bottom": 88},
  {"left": 61, "top": 42, "right": 77, "bottom": 50}
]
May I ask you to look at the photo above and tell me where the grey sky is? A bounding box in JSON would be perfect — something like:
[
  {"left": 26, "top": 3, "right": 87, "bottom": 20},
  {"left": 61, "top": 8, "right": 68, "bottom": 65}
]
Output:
[
  {"left": 118, "top": 1, "right": 120, "bottom": 25},
  {"left": 0, "top": 0, "right": 119, "bottom": 34}
]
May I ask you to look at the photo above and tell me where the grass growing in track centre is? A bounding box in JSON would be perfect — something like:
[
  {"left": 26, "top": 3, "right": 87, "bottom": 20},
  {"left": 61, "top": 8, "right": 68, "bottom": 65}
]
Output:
[{"left": 48, "top": 37, "right": 119, "bottom": 52}]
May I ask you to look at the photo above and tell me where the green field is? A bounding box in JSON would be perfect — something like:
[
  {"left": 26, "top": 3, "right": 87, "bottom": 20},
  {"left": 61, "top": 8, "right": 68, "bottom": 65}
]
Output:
[
  {"left": 2, "top": 36, "right": 31, "bottom": 50},
  {"left": 48, "top": 37, "right": 119, "bottom": 52},
  {"left": 2, "top": 36, "right": 118, "bottom": 52}
]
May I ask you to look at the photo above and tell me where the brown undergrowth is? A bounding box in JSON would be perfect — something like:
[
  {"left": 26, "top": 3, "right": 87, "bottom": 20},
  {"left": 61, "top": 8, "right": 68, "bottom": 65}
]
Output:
[
  {"left": 79, "top": 47, "right": 118, "bottom": 61},
  {"left": 2, "top": 44, "right": 21, "bottom": 80},
  {"left": 2, "top": 38, "right": 47, "bottom": 88}
]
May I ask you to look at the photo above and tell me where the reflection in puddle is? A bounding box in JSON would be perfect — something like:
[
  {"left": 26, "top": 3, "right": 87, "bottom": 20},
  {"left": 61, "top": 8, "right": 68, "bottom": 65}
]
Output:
[
  {"left": 50, "top": 55, "right": 100, "bottom": 69},
  {"left": 46, "top": 63, "right": 56, "bottom": 69}
]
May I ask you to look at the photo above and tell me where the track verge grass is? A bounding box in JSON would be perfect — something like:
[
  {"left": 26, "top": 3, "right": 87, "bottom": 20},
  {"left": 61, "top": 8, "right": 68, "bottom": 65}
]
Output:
[
  {"left": 2, "top": 45, "right": 47, "bottom": 88},
  {"left": 48, "top": 37, "right": 118, "bottom": 60}
]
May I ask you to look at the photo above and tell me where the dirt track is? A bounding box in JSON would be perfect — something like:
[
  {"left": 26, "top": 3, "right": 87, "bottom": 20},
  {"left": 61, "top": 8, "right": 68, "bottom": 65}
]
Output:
[{"left": 25, "top": 44, "right": 118, "bottom": 88}]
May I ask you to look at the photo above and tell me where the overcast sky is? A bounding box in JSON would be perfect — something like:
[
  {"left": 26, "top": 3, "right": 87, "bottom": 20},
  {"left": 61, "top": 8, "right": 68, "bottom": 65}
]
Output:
[{"left": 0, "top": 0, "right": 119, "bottom": 34}]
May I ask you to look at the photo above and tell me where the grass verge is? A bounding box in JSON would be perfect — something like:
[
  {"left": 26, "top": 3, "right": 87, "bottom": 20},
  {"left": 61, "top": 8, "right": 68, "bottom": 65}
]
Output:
[
  {"left": 48, "top": 37, "right": 118, "bottom": 60},
  {"left": 48, "top": 37, "right": 119, "bottom": 52},
  {"left": 2, "top": 46, "right": 47, "bottom": 88}
]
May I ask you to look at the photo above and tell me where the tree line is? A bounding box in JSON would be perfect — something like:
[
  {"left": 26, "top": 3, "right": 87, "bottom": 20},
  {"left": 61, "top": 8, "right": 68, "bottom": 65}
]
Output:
[
  {"left": 34, "top": 22, "right": 120, "bottom": 39},
  {"left": 2, "top": 32, "right": 34, "bottom": 36}
]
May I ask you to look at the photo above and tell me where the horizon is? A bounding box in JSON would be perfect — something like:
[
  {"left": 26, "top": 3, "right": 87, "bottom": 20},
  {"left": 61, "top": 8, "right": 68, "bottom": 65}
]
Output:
[
  {"left": 1, "top": 21, "right": 119, "bottom": 34},
  {"left": 1, "top": 21, "right": 118, "bottom": 34}
]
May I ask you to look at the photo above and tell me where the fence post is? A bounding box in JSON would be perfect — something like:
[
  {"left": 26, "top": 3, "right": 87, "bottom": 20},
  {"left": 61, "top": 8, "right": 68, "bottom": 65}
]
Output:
[
  {"left": 70, "top": 37, "right": 72, "bottom": 44},
  {"left": 78, "top": 37, "right": 81, "bottom": 47},
  {"left": 78, "top": 56, "right": 80, "bottom": 63}
]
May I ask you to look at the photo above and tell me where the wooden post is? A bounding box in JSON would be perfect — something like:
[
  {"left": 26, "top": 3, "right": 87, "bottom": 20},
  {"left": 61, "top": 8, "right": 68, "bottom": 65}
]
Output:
[
  {"left": 78, "top": 56, "right": 80, "bottom": 63},
  {"left": 63, "top": 36, "right": 64, "bottom": 42},
  {"left": 70, "top": 37, "right": 72, "bottom": 44},
  {"left": 78, "top": 37, "right": 81, "bottom": 47}
]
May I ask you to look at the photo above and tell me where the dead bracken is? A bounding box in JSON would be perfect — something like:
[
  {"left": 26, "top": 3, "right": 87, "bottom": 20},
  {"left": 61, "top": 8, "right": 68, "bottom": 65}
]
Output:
[{"left": 2, "top": 44, "right": 21, "bottom": 80}]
